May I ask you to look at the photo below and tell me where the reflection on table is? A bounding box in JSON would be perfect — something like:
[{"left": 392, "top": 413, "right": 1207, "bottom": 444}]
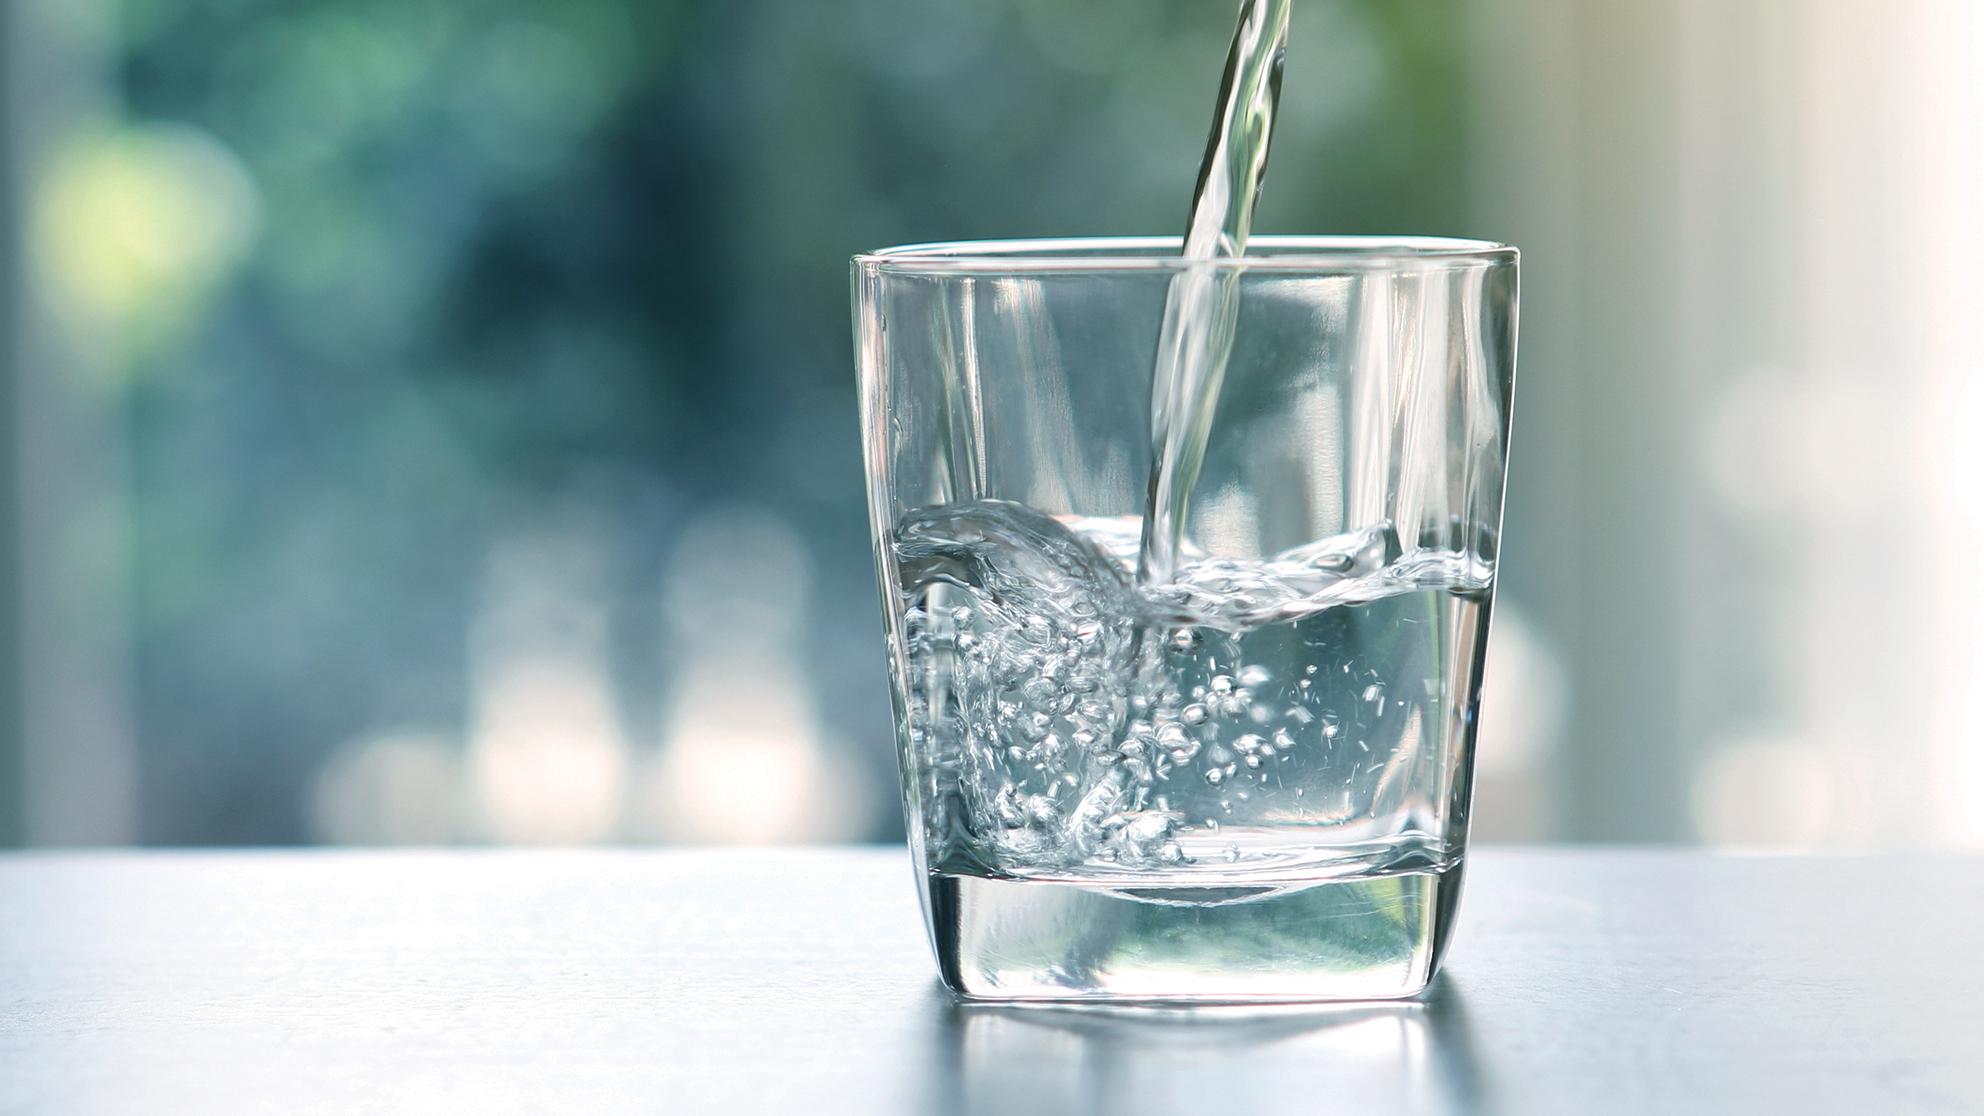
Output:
[{"left": 926, "top": 982, "right": 1485, "bottom": 1116}]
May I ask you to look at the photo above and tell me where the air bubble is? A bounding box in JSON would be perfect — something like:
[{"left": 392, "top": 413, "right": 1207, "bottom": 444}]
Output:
[
  {"left": 1126, "top": 813, "right": 1168, "bottom": 841},
  {"left": 995, "top": 790, "right": 1024, "bottom": 827},
  {"left": 1210, "top": 675, "right": 1235, "bottom": 696},
  {"left": 1238, "top": 664, "right": 1271, "bottom": 687},
  {"left": 1181, "top": 703, "right": 1210, "bottom": 725}
]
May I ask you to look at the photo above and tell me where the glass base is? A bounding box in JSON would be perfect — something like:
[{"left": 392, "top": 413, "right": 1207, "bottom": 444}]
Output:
[{"left": 924, "top": 861, "right": 1466, "bottom": 1003}]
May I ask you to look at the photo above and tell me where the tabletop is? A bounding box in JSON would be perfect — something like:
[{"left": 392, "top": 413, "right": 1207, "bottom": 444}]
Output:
[{"left": 1, "top": 847, "right": 1979, "bottom": 1115}]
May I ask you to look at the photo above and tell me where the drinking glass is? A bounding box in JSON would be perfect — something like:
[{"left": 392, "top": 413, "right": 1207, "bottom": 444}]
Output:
[{"left": 853, "top": 237, "right": 1518, "bottom": 1001}]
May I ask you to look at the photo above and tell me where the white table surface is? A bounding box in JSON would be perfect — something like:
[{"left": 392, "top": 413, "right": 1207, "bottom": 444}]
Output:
[{"left": 1, "top": 847, "right": 1979, "bottom": 1115}]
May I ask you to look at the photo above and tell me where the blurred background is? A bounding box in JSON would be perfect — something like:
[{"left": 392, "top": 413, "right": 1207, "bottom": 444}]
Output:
[{"left": 0, "top": 0, "right": 1978, "bottom": 849}]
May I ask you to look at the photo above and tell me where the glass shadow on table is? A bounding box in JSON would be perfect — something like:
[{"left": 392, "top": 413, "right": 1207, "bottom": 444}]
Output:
[{"left": 925, "top": 980, "right": 1486, "bottom": 1116}]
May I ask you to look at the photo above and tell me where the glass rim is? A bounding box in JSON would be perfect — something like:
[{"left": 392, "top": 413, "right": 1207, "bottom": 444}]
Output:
[{"left": 854, "top": 235, "right": 1516, "bottom": 274}]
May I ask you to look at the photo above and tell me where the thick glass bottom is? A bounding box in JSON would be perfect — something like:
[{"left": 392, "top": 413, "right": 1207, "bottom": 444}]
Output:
[{"left": 924, "top": 860, "right": 1465, "bottom": 1003}]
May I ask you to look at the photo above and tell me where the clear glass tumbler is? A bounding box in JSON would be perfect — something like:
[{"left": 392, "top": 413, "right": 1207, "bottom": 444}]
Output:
[{"left": 853, "top": 237, "right": 1518, "bottom": 1002}]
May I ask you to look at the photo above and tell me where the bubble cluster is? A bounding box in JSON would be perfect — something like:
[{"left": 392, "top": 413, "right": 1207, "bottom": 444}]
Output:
[{"left": 894, "top": 500, "right": 1489, "bottom": 876}]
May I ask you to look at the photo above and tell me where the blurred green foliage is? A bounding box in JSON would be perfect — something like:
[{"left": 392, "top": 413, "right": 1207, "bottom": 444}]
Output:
[{"left": 84, "top": 0, "right": 1466, "bottom": 841}]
